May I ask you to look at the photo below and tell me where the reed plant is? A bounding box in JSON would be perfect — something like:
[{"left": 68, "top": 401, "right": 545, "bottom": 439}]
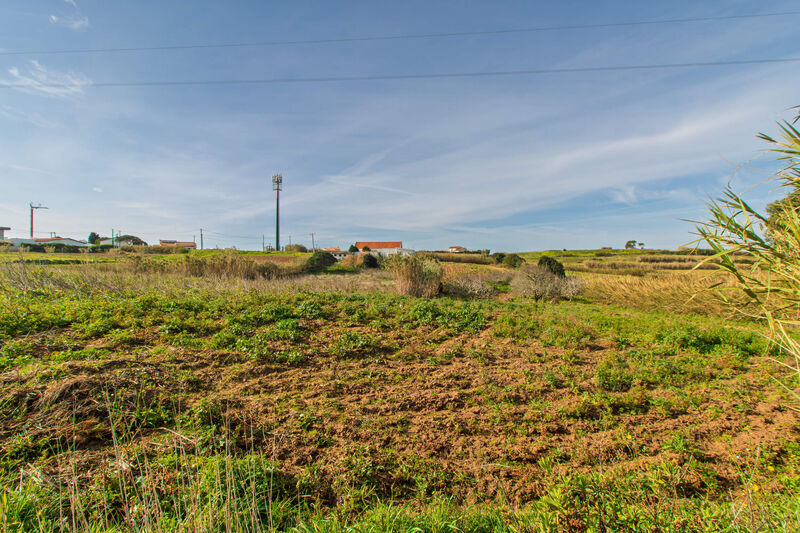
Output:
[{"left": 696, "top": 113, "right": 800, "bottom": 405}]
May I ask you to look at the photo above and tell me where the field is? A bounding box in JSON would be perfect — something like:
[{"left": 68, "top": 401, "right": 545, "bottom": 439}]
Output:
[{"left": 1, "top": 249, "right": 798, "bottom": 532}]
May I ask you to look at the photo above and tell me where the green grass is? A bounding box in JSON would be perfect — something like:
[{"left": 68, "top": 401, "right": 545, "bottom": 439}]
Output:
[{"left": 0, "top": 264, "right": 798, "bottom": 531}]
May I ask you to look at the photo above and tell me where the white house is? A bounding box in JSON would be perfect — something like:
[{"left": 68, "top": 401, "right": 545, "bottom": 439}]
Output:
[
  {"left": 35, "top": 237, "right": 89, "bottom": 247},
  {"left": 355, "top": 241, "right": 415, "bottom": 257}
]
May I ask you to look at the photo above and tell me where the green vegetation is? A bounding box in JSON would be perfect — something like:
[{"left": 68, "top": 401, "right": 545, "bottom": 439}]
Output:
[
  {"left": 306, "top": 250, "right": 337, "bottom": 271},
  {"left": 697, "top": 111, "right": 800, "bottom": 406},
  {"left": 0, "top": 253, "right": 797, "bottom": 531},
  {"left": 538, "top": 256, "right": 565, "bottom": 278}
]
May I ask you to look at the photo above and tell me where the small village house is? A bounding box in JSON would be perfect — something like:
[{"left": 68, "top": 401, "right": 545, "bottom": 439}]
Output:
[
  {"left": 449, "top": 246, "right": 466, "bottom": 253},
  {"left": 159, "top": 239, "right": 197, "bottom": 250},
  {"left": 0, "top": 227, "right": 9, "bottom": 240},
  {"left": 355, "top": 241, "right": 414, "bottom": 257}
]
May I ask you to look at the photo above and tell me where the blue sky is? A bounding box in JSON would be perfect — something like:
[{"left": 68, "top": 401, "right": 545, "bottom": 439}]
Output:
[{"left": 1, "top": 1, "right": 799, "bottom": 251}]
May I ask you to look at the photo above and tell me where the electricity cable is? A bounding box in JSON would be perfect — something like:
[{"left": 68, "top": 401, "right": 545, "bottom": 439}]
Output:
[
  {"left": 1, "top": 57, "right": 799, "bottom": 89},
  {"left": 1, "top": 11, "right": 798, "bottom": 56}
]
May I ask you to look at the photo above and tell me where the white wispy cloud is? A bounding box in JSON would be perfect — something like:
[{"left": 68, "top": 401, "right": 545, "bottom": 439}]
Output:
[
  {"left": 92, "top": 187, "right": 103, "bottom": 193},
  {"left": 49, "top": 0, "right": 89, "bottom": 30},
  {"left": 3, "top": 60, "right": 91, "bottom": 98},
  {"left": 0, "top": 105, "right": 58, "bottom": 128}
]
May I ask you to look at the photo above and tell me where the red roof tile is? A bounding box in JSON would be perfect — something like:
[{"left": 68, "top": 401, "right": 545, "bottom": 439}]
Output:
[{"left": 355, "top": 241, "right": 402, "bottom": 250}]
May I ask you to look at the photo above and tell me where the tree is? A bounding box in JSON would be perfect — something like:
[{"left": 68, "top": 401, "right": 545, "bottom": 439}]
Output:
[
  {"left": 348, "top": 244, "right": 359, "bottom": 253},
  {"left": 362, "top": 253, "right": 379, "bottom": 268},
  {"left": 625, "top": 240, "right": 637, "bottom": 249},
  {"left": 117, "top": 234, "right": 146, "bottom": 245},
  {"left": 638, "top": 242, "right": 645, "bottom": 249},
  {"left": 503, "top": 253, "right": 524, "bottom": 268},
  {"left": 305, "top": 251, "right": 336, "bottom": 271},
  {"left": 538, "top": 256, "right": 565, "bottom": 277},
  {"left": 87, "top": 232, "right": 100, "bottom": 244},
  {"left": 361, "top": 246, "right": 371, "bottom": 252}
]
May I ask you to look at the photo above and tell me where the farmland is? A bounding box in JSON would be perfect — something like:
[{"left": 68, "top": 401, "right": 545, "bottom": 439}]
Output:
[{"left": 0, "top": 249, "right": 798, "bottom": 532}]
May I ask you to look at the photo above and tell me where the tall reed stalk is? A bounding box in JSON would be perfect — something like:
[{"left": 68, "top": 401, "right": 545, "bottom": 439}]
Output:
[{"left": 696, "top": 113, "right": 800, "bottom": 405}]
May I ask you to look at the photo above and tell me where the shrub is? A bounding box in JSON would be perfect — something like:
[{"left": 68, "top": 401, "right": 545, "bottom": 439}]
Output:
[
  {"left": 502, "top": 254, "right": 524, "bottom": 268},
  {"left": 490, "top": 252, "right": 506, "bottom": 264},
  {"left": 362, "top": 253, "right": 379, "bottom": 268},
  {"left": 442, "top": 275, "right": 494, "bottom": 299},
  {"left": 511, "top": 264, "right": 584, "bottom": 301},
  {"left": 538, "top": 256, "right": 565, "bottom": 277},
  {"left": 89, "top": 244, "right": 114, "bottom": 253},
  {"left": 384, "top": 255, "right": 443, "bottom": 297},
  {"left": 285, "top": 244, "right": 308, "bottom": 253},
  {"left": 20, "top": 244, "right": 45, "bottom": 253},
  {"left": 306, "top": 251, "right": 337, "bottom": 271}
]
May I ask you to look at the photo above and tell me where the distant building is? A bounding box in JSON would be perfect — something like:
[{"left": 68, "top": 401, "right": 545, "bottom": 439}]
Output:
[
  {"left": 449, "top": 246, "right": 466, "bottom": 253},
  {"left": 99, "top": 237, "right": 141, "bottom": 246},
  {"left": 35, "top": 237, "right": 88, "bottom": 247},
  {"left": 322, "top": 247, "right": 350, "bottom": 260},
  {"left": 355, "top": 241, "right": 414, "bottom": 257},
  {"left": 159, "top": 239, "right": 197, "bottom": 250},
  {"left": 0, "top": 227, "right": 9, "bottom": 240},
  {"left": 6, "top": 237, "right": 88, "bottom": 249}
]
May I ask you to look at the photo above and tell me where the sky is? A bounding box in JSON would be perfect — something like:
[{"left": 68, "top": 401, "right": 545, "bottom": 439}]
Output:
[{"left": 1, "top": 1, "right": 799, "bottom": 252}]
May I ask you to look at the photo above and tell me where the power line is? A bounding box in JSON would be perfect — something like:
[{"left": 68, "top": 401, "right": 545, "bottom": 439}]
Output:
[
  {"left": 1, "top": 11, "right": 797, "bottom": 56},
  {"left": 1, "top": 57, "right": 798, "bottom": 90}
]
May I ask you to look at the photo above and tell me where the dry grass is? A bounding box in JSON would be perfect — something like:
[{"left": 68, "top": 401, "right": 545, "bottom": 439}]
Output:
[
  {"left": 417, "top": 252, "right": 494, "bottom": 265},
  {"left": 582, "top": 271, "right": 759, "bottom": 317},
  {"left": 384, "top": 255, "right": 444, "bottom": 297},
  {"left": 121, "top": 251, "right": 281, "bottom": 280}
]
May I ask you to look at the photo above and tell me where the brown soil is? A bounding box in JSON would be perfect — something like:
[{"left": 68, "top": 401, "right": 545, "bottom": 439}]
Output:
[{"left": 1, "top": 324, "right": 797, "bottom": 505}]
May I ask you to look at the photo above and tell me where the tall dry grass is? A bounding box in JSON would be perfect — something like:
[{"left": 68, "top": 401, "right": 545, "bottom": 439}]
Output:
[
  {"left": 123, "top": 250, "right": 281, "bottom": 280},
  {"left": 583, "top": 271, "right": 757, "bottom": 317},
  {"left": 384, "top": 255, "right": 443, "bottom": 297}
]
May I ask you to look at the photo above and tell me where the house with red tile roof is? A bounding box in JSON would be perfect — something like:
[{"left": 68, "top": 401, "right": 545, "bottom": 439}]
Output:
[
  {"left": 355, "top": 241, "right": 414, "bottom": 257},
  {"left": 159, "top": 239, "right": 197, "bottom": 249},
  {"left": 355, "top": 241, "right": 402, "bottom": 251}
]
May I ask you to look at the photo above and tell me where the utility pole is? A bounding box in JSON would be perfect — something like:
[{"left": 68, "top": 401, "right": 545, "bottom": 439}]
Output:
[
  {"left": 111, "top": 229, "right": 114, "bottom": 247},
  {"left": 262, "top": 234, "right": 265, "bottom": 252},
  {"left": 200, "top": 229, "right": 204, "bottom": 250},
  {"left": 272, "top": 173, "right": 282, "bottom": 252},
  {"left": 29, "top": 203, "right": 48, "bottom": 238},
  {"left": 310, "top": 233, "right": 315, "bottom": 251}
]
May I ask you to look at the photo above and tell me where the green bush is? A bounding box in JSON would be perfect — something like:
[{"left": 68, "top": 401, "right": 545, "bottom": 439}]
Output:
[
  {"left": 285, "top": 244, "right": 308, "bottom": 253},
  {"left": 538, "top": 256, "right": 565, "bottom": 277},
  {"left": 502, "top": 254, "right": 524, "bottom": 268},
  {"left": 490, "top": 252, "right": 506, "bottom": 264},
  {"left": 306, "top": 251, "right": 337, "bottom": 271},
  {"left": 362, "top": 254, "right": 379, "bottom": 268}
]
